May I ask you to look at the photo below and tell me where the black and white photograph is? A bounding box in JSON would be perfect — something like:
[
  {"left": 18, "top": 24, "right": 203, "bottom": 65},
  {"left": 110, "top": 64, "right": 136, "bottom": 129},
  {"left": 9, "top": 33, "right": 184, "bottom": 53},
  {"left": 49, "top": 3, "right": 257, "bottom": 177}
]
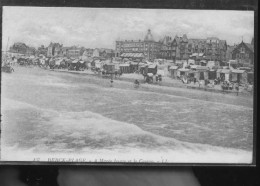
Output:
[{"left": 1, "top": 7, "right": 255, "bottom": 164}]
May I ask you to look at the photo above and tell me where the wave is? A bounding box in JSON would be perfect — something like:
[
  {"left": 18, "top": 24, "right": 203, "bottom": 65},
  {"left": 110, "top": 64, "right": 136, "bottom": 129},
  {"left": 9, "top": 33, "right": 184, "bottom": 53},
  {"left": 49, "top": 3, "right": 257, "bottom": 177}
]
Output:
[{"left": 1, "top": 98, "right": 252, "bottom": 163}]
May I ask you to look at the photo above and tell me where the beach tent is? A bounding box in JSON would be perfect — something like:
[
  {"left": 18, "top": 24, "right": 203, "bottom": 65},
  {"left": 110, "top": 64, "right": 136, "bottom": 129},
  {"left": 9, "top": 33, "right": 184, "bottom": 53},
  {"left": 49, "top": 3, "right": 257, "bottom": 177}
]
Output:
[
  {"left": 157, "top": 69, "right": 165, "bottom": 76},
  {"left": 177, "top": 68, "right": 190, "bottom": 77},
  {"left": 188, "top": 59, "right": 195, "bottom": 65},
  {"left": 95, "top": 62, "right": 102, "bottom": 68},
  {"left": 55, "top": 59, "right": 63, "bottom": 66},
  {"left": 217, "top": 69, "right": 231, "bottom": 81},
  {"left": 247, "top": 72, "right": 254, "bottom": 84},
  {"left": 119, "top": 63, "right": 131, "bottom": 73},
  {"left": 129, "top": 62, "right": 139, "bottom": 73},
  {"left": 148, "top": 64, "right": 157, "bottom": 75},
  {"left": 169, "top": 66, "right": 179, "bottom": 78},
  {"left": 72, "top": 59, "right": 79, "bottom": 64},
  {"left": 231, "top": 69, "right": 247, "bottom": 84}
]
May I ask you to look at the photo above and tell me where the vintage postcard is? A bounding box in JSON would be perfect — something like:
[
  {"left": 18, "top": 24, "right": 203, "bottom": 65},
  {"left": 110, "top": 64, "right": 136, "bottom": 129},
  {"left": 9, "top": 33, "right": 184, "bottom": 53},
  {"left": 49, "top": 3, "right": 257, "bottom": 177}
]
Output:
[{"left": 1, "top": 7, "right": 254, "bottom": 164}]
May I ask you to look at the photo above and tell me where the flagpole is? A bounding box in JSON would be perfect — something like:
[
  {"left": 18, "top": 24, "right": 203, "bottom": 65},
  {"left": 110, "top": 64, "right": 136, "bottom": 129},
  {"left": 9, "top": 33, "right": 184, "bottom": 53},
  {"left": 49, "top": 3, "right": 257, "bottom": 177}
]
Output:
[{"left": 6, "top": 37, "right": 10, "bottom": 55}]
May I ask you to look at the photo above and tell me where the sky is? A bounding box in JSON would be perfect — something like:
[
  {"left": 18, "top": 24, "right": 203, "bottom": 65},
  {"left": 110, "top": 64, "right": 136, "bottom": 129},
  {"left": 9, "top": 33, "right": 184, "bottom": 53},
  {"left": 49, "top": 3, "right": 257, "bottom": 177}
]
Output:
[{"left": 2, "top": 7, "right": 254, "bottom": 50}]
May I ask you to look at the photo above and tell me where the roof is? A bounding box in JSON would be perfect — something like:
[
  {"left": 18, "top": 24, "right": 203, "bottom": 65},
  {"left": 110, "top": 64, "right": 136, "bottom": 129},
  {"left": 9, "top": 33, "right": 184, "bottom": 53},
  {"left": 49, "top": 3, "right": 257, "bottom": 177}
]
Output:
[
  {"left": 232, "top": 42, "right": 254, "bottom": 54},
  {"left": 144, "top": 29, "right": 154, "bottom": 41},
  {"left": 228, "top": 60, "right": 238, "bottom": 64},
  {"left": 55, "top": 59, "right": 63, "bottom": 65},
  {"left": 196, "top": 66, "right": 209, "bottom": 71},
  {"left": 175, "top": 60, "right": 183, "bottom": 64},
  {"left": 190, "top": 65, "right": 198, "bottom": 69},
  {"left": 190, "top": 53, "right": 198, "bottom": 57},
  {"left": 231, "top": 69, "right": 246, "bottom": 74},
  {"left": 178, "top": 68, "right": 190, "bottom": 72},
  {"left": 217, "top": 69, "right": 231, "bottom": 74},
  {"left": 72, "top": 59, "right": 79, "bottom": 63},
  {"left": 188, "top": 59, "right": 195, "bottom": 63},
  {"left": 130, "top": 62, "right": 139, "bottom": 65},
  {"left": 238, "top": 67, "right": 251, "bottom": 70},
  {"left": 245, "top": 43, "right": 254, "bottom": 52},
  {"left": 119, "top": 64, "right": 130, "bottom": 67}
]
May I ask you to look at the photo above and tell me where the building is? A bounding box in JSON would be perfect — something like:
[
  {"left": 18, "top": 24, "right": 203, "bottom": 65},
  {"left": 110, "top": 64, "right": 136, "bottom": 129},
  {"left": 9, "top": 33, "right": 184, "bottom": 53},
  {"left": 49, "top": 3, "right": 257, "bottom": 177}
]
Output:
[
  {"left": 9, "top": 42, "right": 28, "bottom": 55},
  {"left": 26, "top": 47, "right": 36, "bottom": 56},
  {"left": 231, "top": 41, "right": 254, "bottom": 66},
  {"left": 47, "top": 42, "right": 63, "bottom": 57},
  {"left": 9, "top": 42, "right": 37, "bottom": 56},
  {"left": 83, "top": 48, "right": 94, "bottom": 57},
  {"left": 36, "top": 45, "right": 47, "bottom": 56},
  {"left": 160, "top": 36, "right": 174, "bottom": 59},
  {"left": 172, "top": 35, "right": 227, "bottom": 62},
  {"left": 61, "top": 47, "right": 70, "bottom": 57},
  {"left": 67, "top": 46, "right": 85, "bottom": 58},
  {"left": 115, "top": 29, "right": 162, "bottom": 61},
  {"left": 92, "top": 48, "right": 115, "bottom": 59},
  {"left": 226, "top": 45, "right": 236, "bottom": 62}
]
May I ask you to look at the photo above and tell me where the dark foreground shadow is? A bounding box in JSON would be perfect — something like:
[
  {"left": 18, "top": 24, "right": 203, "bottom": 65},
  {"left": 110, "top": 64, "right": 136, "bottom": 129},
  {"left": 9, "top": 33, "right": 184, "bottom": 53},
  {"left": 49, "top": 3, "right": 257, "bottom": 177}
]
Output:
[{"left": 0, "top": 166, "right": 259, "bottom": 186}]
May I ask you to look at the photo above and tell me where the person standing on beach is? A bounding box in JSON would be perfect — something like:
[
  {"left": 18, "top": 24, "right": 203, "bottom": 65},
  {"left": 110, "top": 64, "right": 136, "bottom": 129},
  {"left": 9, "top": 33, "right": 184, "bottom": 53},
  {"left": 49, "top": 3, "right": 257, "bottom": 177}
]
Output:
[{"left": 235, "top": 83, "right": 239, "bottom": 96}]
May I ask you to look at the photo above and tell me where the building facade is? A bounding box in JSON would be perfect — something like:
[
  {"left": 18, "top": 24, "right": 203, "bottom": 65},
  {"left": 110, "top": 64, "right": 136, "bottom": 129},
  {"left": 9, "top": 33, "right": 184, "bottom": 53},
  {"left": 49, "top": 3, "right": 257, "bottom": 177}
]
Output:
[
  {"left": 9, "top": 42, "right": 37, "bottom": 56},
  {"left": 172, "top": 35, "right": 227, "bottom": 62},
  {"left": 47, "top": 42, "right": 63, "bottom": 57},
  {"left": 66, "top": 46, "right": 85, "bottom": 58},
  {"left": 160, "top": 36, "right": 174, "bottom": 59},
  {"left": 115, "top": 29, "right": 161, "bottom": 61},
  {"left": 9, "top": 42, "right": 28, "bottom": 55},
  {"left": 26, "top": 47, "right": 36, "bottom": 56},
  {"left": 116, "top": 30, "right": 227, "bottom": 62},
  {"left": 231, "top": 41, "right": 254, "bottom": 65},
  {"left": 36, "top": 45, "right": 48, "bottom": 56}
]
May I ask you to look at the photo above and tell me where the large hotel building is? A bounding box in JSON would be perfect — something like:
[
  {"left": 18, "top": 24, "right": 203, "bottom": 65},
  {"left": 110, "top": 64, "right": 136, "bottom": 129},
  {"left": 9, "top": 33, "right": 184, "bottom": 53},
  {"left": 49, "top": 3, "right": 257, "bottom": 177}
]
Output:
[
  {"left": 115, "top": 29, "right": 161, "bottom": 61},
  {"left": 115, "top": 29, "right": 228, "bottom": 62}
]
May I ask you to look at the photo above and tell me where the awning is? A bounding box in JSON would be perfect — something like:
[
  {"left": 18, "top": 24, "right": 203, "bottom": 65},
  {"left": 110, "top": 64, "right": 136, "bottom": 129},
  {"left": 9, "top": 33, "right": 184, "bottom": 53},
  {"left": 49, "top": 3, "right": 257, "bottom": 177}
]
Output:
[
  {"left": 120, "top": 53, "right": 144, "bottom": 58},
  {"left": 148, "top": 64, "right": 157, "bottom": 68},
  {"left": 190, "top": 65, "right": 198, "bottom": 69},
  {"left": 169, "top": 66, "right": 178, "bottom": 70},
  {"left": 200, "top": 60, "right": 207, "bottom": 63}
]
